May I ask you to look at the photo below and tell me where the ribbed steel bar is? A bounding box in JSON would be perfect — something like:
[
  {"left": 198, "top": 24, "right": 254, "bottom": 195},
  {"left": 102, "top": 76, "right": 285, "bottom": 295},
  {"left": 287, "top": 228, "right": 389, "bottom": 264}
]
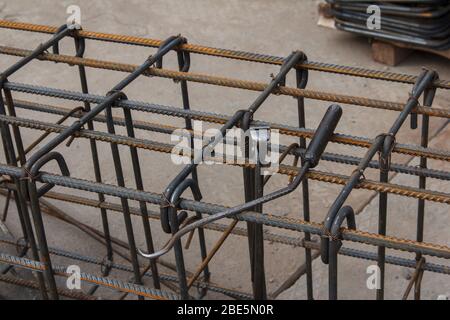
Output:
[
  {"left": 0, "top": 236, "right": 251, "bottom": 300},
  {"left": 322, "top": 69, "right": 438, "bottom": 300},
  {"left": 1, "top": 114, "right": 449, "bottom": 204},
  {"left": 1, "top": 232, "right": 448, "bottom": 300},
  {"left": 0, "top": 274, "right": 98, "bottom": 300},
  {"left": 0, "top": 187, "right": 445, "bottom": 276},
  {"left": 4, "top": 81, "right": 450, "bottom": 162},
  {"left": 0, "top": 19, "right": 448, "bottom": 301},
  {"left": 0, "top": 252, "right": 179, "bottom": 300},
  {"left": 0, "top": 164, "right": 449, "bottom": 260},
  {"left": 0, "top": 19, "right": 448, "bottom": 89},
  {"left": 0, "top": 24, "right": 79, "bottom": 300},
  {"left": 14, "top": 34, "right": 190, "bottom": 300},
  {"left": 10, "top": 99, "right": 450, "bottom": 181},
  {"left": 2, "top": 177, "right": 450, "bottom": 298},
  {"left": 1, "top": 188, "right": 448, "bottom": 278},
  {"left": 65, "top": 26, "right": 116, "bottom": 295},
  {"left": 1, "top": 46, "right": 449, "bottom": 119}
]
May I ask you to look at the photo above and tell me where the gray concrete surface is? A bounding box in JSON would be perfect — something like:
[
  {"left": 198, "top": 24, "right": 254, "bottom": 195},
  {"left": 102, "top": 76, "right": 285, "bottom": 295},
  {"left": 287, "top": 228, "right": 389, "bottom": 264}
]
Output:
[{"left": 0, "top": 0, "right": 449, "bottom": 299}]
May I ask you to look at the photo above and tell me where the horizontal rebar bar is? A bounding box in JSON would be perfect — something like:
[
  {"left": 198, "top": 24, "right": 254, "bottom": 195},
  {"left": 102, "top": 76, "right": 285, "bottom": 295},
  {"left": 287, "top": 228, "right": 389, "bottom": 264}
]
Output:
[
  {"left": 1, "top": 114, "right": 449, "bottom": 204},
  {"left": 12, "top": 99, "right": 450, "bottom": 181},
  {"left": 1, "top": 45, "right": 449, "bottom": 119},
  {"left": 0, "top": 236, "right": 251, "bottom": 300},
  {"left": 5, "top": 81, "right": 450, "bottom": 162},
  {"left": 0, "top": 19, "right": 448, "bottom": 89},
  {"left": 0, "top": 164, "right": 449, "bottom": 259},
  {"left": 0, "top": 18, "right": 448, "bottom": 300},
  {"left": 0, "top": 252, "right": 179, "bottom": 300},
  {"left": 4, "top": 190, "right": 446, "bottom": 276},
  {"left": 0, "top": 274, "right": 98, "bottom": 300}
]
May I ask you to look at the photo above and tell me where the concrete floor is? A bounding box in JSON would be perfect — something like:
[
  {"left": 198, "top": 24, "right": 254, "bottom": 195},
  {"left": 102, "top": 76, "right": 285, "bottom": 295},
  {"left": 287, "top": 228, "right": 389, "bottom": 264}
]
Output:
[{"left": 0, "top": 0, "right": 449, "bottom": 299}]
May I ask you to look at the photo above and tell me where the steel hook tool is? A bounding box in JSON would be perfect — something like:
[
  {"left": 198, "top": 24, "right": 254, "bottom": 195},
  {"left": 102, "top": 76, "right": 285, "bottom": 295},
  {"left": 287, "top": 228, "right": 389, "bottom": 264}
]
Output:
[{"left": 139, "top": 104, "right": 343, "bottom": 260}]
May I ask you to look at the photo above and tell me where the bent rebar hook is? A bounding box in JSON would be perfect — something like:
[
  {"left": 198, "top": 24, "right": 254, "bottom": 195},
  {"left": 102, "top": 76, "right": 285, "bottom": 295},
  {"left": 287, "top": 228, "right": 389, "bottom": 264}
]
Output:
[
  {"left": 161, "top": 178, "right": 202, "bottom": 232},
  {"left": 139, "top": 104, "right": 343, "bottom": 259},
  {"left": 320, "top": 205, "right": 356, "bottom": 262},
  {"left": 156, "top": 35, "right": 188, "bottom": 70},
  {"left": 29, "top": 151, "right": 70, "bottom": 197},
  {"left": 162, "top": 178, "right": 210, "bottom": 299},
  {"left": 320, "top": 204, "right": 356, "bottom": 264},
  {"left": 20, "top": 151, "right": 71, "bottom": 300},
  {"left": 326, "top": 206, "right": 356, "bottom": 300},
  {"left": 52, "top": 24, "right": 85, "bottom": 58}
]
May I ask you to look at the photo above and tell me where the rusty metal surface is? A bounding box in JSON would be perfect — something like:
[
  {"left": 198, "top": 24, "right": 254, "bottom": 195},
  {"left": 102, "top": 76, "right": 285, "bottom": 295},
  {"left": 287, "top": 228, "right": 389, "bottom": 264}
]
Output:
[{"left": 0, "top": 19, "right": 448, "bottom": 300}]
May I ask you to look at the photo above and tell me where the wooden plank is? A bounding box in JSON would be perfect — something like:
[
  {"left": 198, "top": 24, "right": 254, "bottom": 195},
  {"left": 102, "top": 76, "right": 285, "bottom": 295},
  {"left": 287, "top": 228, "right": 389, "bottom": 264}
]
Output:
[
  {"left": 317, "top": 3, "right": 336, "bottom": 29},
  {"left": 388, "top": 40, "right": 450, "bottom": 61},
  {"left": 372, "top": 40, "right": 413, "bottom": 66}
]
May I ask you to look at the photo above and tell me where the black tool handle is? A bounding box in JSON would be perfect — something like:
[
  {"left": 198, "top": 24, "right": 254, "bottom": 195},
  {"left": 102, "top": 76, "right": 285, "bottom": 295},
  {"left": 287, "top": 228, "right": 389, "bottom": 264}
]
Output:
[{"left": 304, "top": 104, "right": 342, "bottom": 168}]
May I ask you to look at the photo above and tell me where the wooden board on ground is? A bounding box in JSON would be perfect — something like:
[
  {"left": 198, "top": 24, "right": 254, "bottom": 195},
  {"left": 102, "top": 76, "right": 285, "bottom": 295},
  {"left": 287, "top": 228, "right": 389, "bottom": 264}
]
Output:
[
  {"left": 317, "top": 2, "right": 336, "bottom": 29},
  {"left": 371, "top": 41, "right": 413, "bottom": 66},
  {"left": 372, "top": 40, "right": 450, "bottom": 66}
]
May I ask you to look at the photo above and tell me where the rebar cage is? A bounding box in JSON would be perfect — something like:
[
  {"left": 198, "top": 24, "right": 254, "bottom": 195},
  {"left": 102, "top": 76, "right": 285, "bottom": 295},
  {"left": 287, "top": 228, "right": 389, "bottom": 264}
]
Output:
[{"left": 0, "top": 19, "right": 449, "bottom": 300}]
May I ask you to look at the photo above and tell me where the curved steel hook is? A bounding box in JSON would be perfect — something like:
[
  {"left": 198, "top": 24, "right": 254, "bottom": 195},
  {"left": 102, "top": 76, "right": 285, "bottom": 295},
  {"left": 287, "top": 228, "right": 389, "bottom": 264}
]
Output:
[
  {"left": 177, "top": 44, "right": 190, "bottom": 73},
  {"left": 321, "top": 205, "right": 356, "bottom": 264},
  {"left": 52, "top": 24, "right": 85, "bottom": 58},
  {"left": 106, "top": 90, "right": 128, "bottom": 106},
  {"left": 330, "top": 206, "right": 356, "bottom": 240},
  {"left": 277, "top": 51, "right": 305, "bottom": 87},
  {"left": 140, "top": 104, "right": 342, "bottom": 260},
  {"left": 295, "top": 52, "right": 308, "bottom": 89},
  {"left": 155, "top": 35, "right": 187, "bottom": 69},
  {"left": 241, "top": 109, "right": 253, "bottom": 130},
  {"left": 28, "top": 151, "right": 70, "bottom": 197},
  {"left": 378, "top": 133, "right": 396, "bottom": 172},
  {"left": 160, "top": 178, "right": 202, "bottom": 233},
  {"left": 328, "top": 205, "right": 356, "bottom": 300},
  {"left": 140, "top": 162, "right": 311, "bottom": 260}
]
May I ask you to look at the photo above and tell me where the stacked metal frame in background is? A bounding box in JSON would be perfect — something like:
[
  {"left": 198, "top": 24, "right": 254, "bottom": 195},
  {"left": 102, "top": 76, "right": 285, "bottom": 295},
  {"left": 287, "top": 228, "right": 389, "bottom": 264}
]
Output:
[
  {"left": 0, "top": 20, "right": 449, "bottom": 300},
  {"left": 327, "top": 0, "right": 450, "bottom": 50}
]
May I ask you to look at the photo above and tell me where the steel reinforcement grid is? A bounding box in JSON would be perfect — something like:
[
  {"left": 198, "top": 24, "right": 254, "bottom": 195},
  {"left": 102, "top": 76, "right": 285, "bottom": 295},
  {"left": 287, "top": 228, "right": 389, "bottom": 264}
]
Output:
[{"left": 0, "top": 19, "right": 449, "bottom": 301}]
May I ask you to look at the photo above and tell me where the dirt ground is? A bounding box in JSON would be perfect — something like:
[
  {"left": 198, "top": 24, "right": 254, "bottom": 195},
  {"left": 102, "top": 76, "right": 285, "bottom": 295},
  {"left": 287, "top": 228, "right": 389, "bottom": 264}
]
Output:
[{"left": 0, "top": 0, "right": 449, "bottom": 300}]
